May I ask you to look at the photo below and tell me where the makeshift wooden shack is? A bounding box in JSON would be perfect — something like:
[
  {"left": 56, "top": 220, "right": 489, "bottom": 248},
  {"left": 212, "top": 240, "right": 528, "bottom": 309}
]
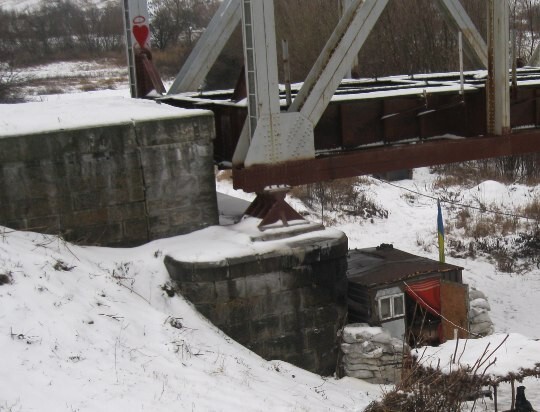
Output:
[{"left": 347, "top": 244, "right": 469, "bottom": 347}]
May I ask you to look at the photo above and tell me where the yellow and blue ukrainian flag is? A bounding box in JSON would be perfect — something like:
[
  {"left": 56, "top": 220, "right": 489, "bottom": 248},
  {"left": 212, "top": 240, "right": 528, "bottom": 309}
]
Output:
[{"left": 437, "top": 199, "right": 445, "bottom": 263}]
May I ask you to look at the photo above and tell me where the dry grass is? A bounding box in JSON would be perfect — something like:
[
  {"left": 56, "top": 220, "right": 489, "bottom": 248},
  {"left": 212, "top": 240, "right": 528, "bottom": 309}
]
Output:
[
  {"left": 153, "top": 45, "right": 192, "bottom": 79},
  {"left": 522, "top": 197, "right": 540, "bottom": 221},
  {"left": 432, "top": 156, "right": 540, "bottom": 187},
  {"left": 291, "top": 177, "right": 388, "bottom": 221}
]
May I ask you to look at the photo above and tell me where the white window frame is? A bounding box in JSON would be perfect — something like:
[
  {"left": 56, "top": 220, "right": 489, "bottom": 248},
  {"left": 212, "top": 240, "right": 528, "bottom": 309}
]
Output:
[{"left": 378, "top": 293, "right": 405, "bottom": 321}]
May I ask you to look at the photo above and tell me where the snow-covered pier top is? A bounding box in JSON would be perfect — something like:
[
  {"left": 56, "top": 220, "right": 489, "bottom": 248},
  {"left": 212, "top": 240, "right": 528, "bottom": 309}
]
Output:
[{"left": 0, "top": 96, "right": 208, "bottom": 137}]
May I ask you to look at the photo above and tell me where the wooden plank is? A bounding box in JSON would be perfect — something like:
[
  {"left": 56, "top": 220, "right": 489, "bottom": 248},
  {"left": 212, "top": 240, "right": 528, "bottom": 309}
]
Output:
[{"left": 440, "top": 280, "right": 469, "bottom": 341}]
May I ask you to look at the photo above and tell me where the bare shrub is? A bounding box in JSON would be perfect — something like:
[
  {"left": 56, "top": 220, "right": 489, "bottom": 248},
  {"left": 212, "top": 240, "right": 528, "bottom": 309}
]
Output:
[
  {"left": 522, "top": 197, "right": 540, "bottom": 221},
  {"left": 433, "top": 155, "right": 540, "bottom": 187},
  {"left": 365, "top": 367, "right": 487, "bottom": 412},
  {"left": 0, "top": 272, "right": 12, "bottom": 286},
  {"left": 366, "top": 336, "right": 510, "bottom": 412},
  {"left": 291, "top": 177, "right": 388, "bottom": 224},
  {"left": 454, "top": 208, "right": 471, "bottom": 230},
  {"left": 153, "top": 44, "right": 193, "bottom": 79},
  {"left": 0, "top": 62, "right": 23, "bottom": 103}
]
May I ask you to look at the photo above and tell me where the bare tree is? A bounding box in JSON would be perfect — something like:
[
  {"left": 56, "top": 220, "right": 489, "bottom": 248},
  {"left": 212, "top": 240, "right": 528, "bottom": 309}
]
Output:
[{"left": 150, "top": 0, "right": 219, "bottom": 50}]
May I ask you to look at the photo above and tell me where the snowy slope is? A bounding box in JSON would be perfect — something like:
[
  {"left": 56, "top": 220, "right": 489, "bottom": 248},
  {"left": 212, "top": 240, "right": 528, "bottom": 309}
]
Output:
[{"left": 0, "top": 228, "right": 380, "bottom": 411}]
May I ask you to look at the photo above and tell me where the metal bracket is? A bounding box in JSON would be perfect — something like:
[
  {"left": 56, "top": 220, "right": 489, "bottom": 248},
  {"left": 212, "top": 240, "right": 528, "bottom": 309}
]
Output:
[{"left": 244, "top": 189, "right": 305, "bottom": 230}]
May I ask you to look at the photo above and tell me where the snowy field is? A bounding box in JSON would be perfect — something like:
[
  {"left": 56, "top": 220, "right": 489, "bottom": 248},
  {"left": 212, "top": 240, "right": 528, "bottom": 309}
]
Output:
[
  {"left": 0, "top": 0, "right": 112, "bottom": 11},
  {"left": 1, "top": 79, "right": 540, "bottom": 410},
  {"left": 16, "top": 61, "right": 129, "bottom": 99}
]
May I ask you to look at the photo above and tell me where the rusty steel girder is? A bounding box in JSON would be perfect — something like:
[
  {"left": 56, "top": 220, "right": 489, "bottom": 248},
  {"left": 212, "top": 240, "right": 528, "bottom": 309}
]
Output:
[{"left": 232, "top": 129, "right": 540, "bottom": 192}]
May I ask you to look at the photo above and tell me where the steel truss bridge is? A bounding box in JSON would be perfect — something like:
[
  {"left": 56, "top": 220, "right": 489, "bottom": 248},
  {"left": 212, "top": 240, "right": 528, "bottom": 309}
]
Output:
[
  {"left": 164, "top": 69, "right": 540, "bottom": 193},
  {"left": 126, "top": 0, "right": 540, "bottom": 226}
]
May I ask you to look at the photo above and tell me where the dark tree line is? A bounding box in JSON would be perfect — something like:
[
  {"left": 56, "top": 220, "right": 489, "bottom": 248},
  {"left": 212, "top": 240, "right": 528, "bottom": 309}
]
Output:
[
  {"left": 272, "top": 0, "right": 540, "bottom": 82},
  {"left": 0, "top": 1, "right": 124, "bottom": 65},
  {"left": 2, "top": 0, "right": 540, "bottom": 96},
  {"left": 150, "top": 0, "right": 220, "bottom": 50}
]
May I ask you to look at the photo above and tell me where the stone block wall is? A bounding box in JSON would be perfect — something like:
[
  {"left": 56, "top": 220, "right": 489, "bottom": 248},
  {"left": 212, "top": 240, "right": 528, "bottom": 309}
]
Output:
[
  {"left": 165, "top": 234, "right": 349, "bottom": 375},
  {"left": 0, "top": 113, "right": 218, "bottom": 246}
]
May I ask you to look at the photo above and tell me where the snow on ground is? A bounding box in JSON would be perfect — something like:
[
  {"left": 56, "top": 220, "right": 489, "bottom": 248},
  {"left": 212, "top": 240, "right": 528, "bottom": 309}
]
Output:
[
  {"left": 17, "top": 61, "right": 126, "bottom": 82},
  {"left": 314, "top": 168, "right": 540, "bottom": 411},
  {"left": 17, "top": 60, "right": 129, "bottom": 98},
  {"left": 0, "top": 227, "right": 381, "bottom": 412},
  {"left": 415, "top": 333, "right": 540, "bottom": 411},
  {"left": 416, "top": 333, "right": 540, "bottom": 379}
]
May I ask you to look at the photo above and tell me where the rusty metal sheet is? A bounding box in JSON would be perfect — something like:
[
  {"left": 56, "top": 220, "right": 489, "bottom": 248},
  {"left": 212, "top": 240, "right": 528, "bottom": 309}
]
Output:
[
  {"left": 383, "top": 97, "right": 423, "bottom": 142},
  {"left": 314, "top": 104, "right": 342, "bottom": 150},
  {"left": 464, "top": 89, "right": 487, "bottom": 136},
  {"left": 346, "top": 248, "right": 462, "bottom": 288},
  {"left": 340, "top": 101, "right": 382, "bottom": 147},
  {"left": 418, "top": 94, "right": 466, "bottom": 138},
  {"left": 511, "top": 88, "right": 537, "bottom": 128},
  {"left": 214, "top": 106, "right": 247, "bottom": 163}
]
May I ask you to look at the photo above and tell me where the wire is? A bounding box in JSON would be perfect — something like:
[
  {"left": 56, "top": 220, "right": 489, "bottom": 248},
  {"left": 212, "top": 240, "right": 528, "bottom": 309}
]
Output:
[
  {"left": 403, "top": 281, "right": 482, "bottom": 339},
  {"left": 371, "top": 176, "right": 538, "bottom": 222}
]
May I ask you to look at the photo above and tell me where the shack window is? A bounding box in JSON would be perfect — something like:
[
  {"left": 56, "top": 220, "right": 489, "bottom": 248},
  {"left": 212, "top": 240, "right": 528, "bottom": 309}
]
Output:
[
  {"left": 378, "top": 294, "right": 405, "bottom": 321},
  {"left": 394, "top": 295, "right": 404, "bottom": 316}
]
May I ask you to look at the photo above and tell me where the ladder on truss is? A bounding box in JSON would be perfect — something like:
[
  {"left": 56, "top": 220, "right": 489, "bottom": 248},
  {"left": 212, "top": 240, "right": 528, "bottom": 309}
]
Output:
[{"left": 123, "top": 0, "right": 137, "bottom": 98}]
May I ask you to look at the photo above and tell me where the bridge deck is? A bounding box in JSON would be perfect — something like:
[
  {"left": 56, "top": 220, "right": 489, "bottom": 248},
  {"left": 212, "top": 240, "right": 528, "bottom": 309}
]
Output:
[{"left": 162, "top": 69, "right": 540, "bottom": 192}]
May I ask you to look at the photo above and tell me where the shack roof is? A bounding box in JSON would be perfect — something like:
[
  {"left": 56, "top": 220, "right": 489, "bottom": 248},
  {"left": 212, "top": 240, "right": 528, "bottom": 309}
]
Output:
[{"left": 347, "top": 245, "right": 463, "bottom": 288}]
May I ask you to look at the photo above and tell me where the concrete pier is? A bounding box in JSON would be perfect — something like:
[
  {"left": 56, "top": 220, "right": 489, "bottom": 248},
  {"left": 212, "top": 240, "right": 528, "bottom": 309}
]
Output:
[
  {"left": 165, "top": 222, "right": 348, "bottom": 375},
  {"left": 0, "top": 97, "right": 218, "bottom": 246}
]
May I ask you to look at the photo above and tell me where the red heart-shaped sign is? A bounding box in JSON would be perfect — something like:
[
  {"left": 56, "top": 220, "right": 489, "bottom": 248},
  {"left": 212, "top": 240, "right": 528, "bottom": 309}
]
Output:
[{"left": 133, "top": 24, "right": 149, "bottom": 48}]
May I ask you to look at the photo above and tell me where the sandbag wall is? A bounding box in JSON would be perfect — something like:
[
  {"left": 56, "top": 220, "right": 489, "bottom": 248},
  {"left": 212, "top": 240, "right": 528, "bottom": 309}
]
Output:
[
  {"left": 468, "top": 287, "right": 494, "bottom": 337},
  {"left": 341, "top": 324, "right": 409, "bottom": 384}
]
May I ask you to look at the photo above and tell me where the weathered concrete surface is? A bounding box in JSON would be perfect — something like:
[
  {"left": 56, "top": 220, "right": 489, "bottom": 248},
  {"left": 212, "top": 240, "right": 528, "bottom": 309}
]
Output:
[
  {"left": 0, "top": 113, "right": 218, "bottom": 246},
  {"left": 164, "top": 231, "right": 349, "bottom": 375}
]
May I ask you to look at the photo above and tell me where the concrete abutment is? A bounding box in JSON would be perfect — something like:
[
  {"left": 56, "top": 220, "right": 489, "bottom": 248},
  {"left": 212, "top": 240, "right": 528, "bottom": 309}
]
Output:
[{"left": 0, "top": 112, "right": 218, "bottom": 246}]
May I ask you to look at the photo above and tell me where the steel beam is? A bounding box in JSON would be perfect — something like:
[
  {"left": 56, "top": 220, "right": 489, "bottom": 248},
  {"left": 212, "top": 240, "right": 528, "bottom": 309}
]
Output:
[
  {"left": 233, "top": 130, "right": 540, "bottom": 192},
  {"left": 168, "top": 0, "right": 241, "bottom": 94},
  {"left": 486, "top": 0, "right": 510, "bottom": 135},
  {"left": 289, "top": 0, "right": 389, "bottom": 126},
  {"left": 435, "top": 0, "right": 488, "bottom": 69},
  {"left": 238, "top": 0, "right": 315, "bottom": 168},
  {"left": 528, "top": 42, "right": 540, "bottom": 67},
  {"left": 339, "top": 0, "right": 359, "bottom": 78}
]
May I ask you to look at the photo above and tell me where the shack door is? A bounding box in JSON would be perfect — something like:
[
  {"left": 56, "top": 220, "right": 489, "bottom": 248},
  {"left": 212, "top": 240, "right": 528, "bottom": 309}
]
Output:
[{"left": 440, "top": 280, "right": 469, "bottom": 341}]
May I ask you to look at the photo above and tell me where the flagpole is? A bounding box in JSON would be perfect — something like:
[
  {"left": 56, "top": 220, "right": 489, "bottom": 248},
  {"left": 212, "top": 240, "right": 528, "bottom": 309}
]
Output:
[{"left": 437, "top": 199, "right": 445, "bottom": 263}]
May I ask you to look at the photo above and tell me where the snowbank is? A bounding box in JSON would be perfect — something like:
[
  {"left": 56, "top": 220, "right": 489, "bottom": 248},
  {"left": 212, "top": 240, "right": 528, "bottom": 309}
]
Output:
[
  {"left": 0, "top": 227, "right": 379, "bottom": 411},
  {"left": 414, "top": 333, "right": 540, "bottom": 381}
]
